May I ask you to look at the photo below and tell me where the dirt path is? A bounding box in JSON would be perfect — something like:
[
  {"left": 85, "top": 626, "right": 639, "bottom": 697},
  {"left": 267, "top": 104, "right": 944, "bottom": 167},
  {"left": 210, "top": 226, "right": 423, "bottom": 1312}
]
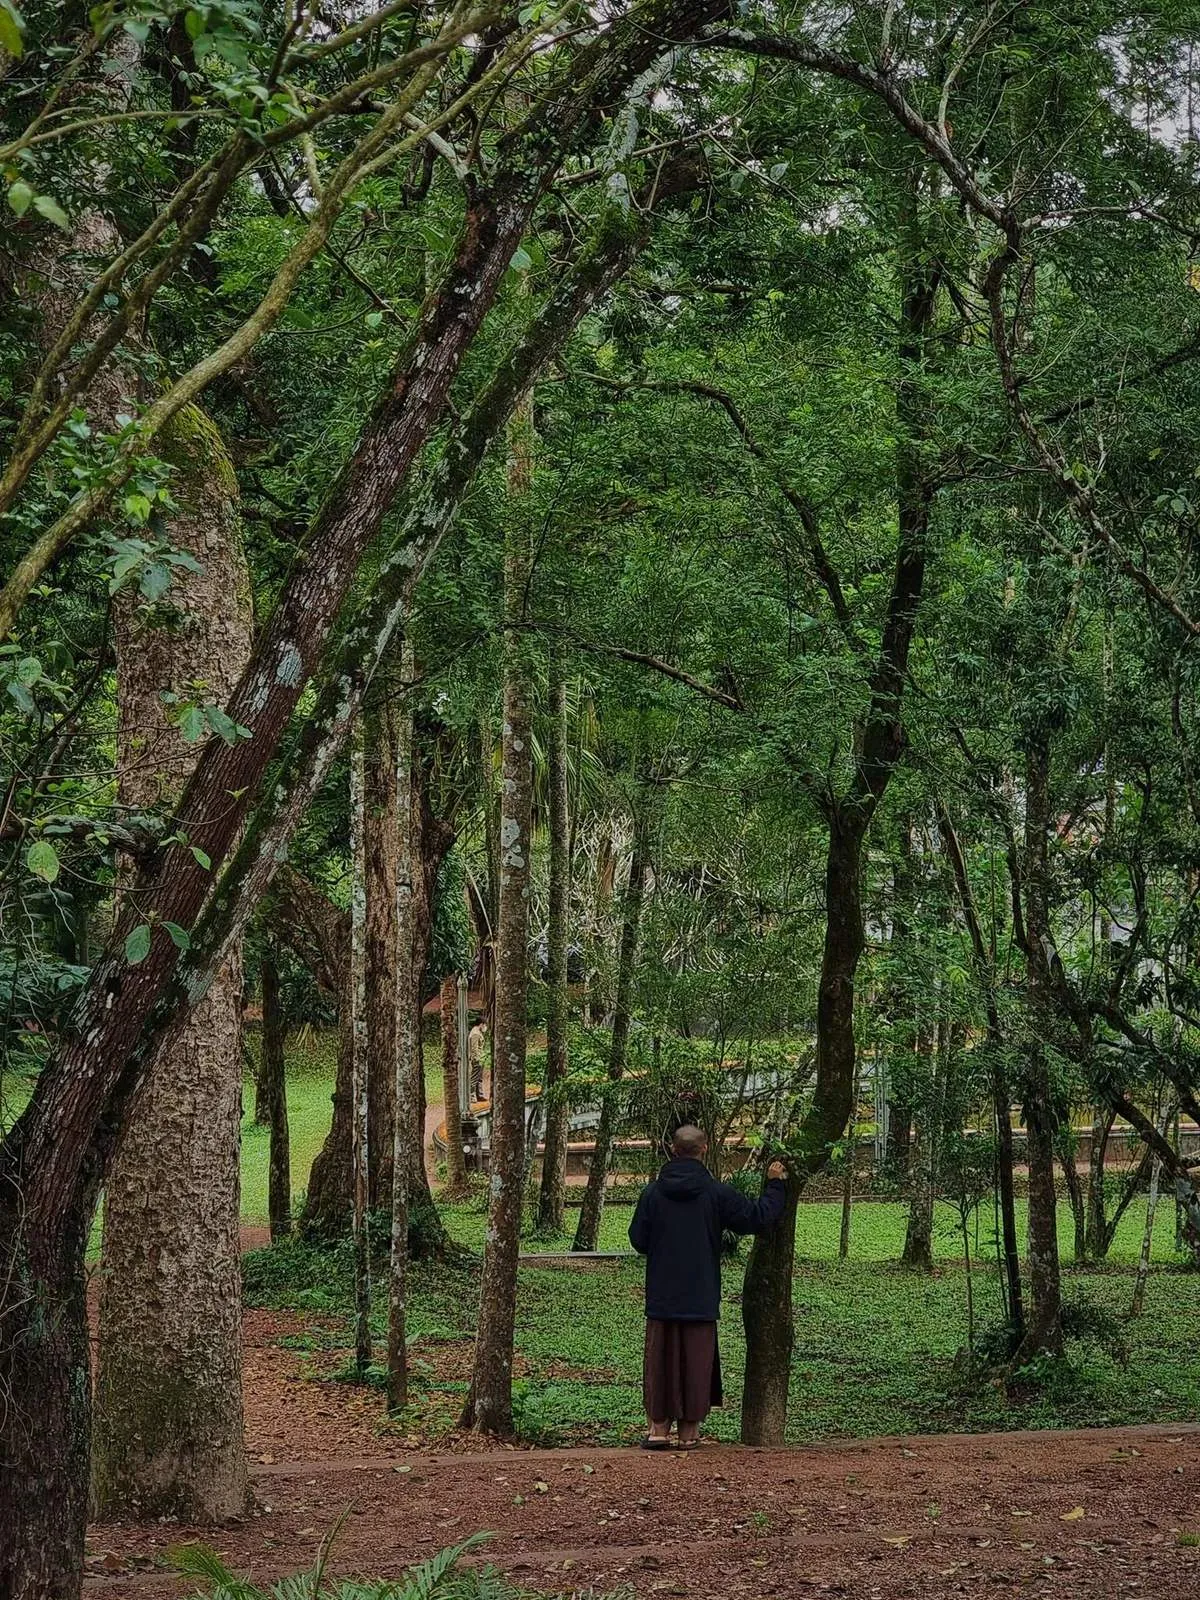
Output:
[{"left": 86, "top": 1310, "right": 1200, "bottom": 1598}]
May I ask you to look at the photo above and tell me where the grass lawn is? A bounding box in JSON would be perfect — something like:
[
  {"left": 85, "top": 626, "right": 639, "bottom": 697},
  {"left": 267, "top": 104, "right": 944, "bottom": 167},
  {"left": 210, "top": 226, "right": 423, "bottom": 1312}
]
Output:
[
  {"left": 245, "top": 1080, "right": 1200, "bottom": 1450},
  {"left": 239, "top": 1032, "right": 445, "bottom": 1224}
]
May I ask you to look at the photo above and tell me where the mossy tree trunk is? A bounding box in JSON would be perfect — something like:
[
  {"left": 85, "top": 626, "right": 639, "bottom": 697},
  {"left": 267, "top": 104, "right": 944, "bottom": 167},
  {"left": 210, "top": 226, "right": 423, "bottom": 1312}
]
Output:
[{"left": 93, "top": 404, "right": 253, "bottom": 1522}]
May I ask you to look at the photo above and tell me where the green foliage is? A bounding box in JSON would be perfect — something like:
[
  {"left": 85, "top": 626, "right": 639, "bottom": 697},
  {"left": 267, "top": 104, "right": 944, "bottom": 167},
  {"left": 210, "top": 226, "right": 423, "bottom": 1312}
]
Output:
[{"left": 171, "top": 1529, "right": 501, "bottom": 1600}]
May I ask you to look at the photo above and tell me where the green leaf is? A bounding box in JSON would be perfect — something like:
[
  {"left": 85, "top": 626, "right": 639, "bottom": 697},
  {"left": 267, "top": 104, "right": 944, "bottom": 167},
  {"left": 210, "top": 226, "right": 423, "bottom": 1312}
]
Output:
[
  {"left": 0, "top": 0, "right": 25, "bottom": 57},
  {"left": 162, "top": 921, "right": 191, "bottom": 950},
  {"left": 139, "top": 562, "right": 172, "bottom": 602},
  {"left": 510, "top": 246, "right": 533, "bottom": 272},
  {"left": 123, "top": 491, "right": 153, "bottom": 526},
  {"left": 204, "top": 704, "right": 239, "bottom": 745},
  {"left": 27, "top": 839, "right": 60, "bottom": 883},
  {"left": 6, "top": 679, "right": 35, "bottom": 715},
  {"left": 7, "top": 180, "right": 33, "bottom": 216},
  {"left": 191, "top": 846, "right": 212, "bottom": 870},
  {"left": 179, "top": 704, "right": 206, "bottom": 743},
  {"left": 15, "top": 656, "right": 41, "bottom": 687},
  {"left": 32, "top": 193, "right": 70, "bottom": 230},
  {"left": 364, "top": 310, "right": 383, "bottom": 328},
  {"left": 125, "top": 924, "right": 152, "bottom": 965}
]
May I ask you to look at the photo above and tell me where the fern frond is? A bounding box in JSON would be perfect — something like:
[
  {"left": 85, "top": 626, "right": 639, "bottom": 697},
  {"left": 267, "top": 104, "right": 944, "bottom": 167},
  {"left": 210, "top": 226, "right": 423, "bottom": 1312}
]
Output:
[
  {"left": 404, "top": 1533, "right": 494, "bottom": 1600},
  {"left": 167, "top": 1543, "right": 264, "bottom": 1600}
]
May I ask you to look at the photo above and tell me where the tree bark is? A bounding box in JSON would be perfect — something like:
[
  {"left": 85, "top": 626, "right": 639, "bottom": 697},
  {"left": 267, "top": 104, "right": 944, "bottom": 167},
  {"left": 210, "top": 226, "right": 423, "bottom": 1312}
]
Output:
[
  {"left": 537, "top": 653, "right": 572, "bottom": 1235},
  {"left": 440, "top": 975, "right": 468, "bottom": 1193},
  {"left": 388, "top": 645, "right": 415, "bottom": 1411},
  {"left": 350, "top": 719, "right": 373, "bottom": 1377},
  {"left": 742, "top": 815, "right": 863, "bottom": 1444},
  {"left": 408, "top": 750, "right": 454, "bottom": 1255},
  {"left": 365, "top": 687, "right": 400, "bottom": 1208},
  {"left": 573, "top": 820, "right": 649, "bottom": 1251},
  {"left": 260, "top": 941, "right": 291, "bottom": 1243},
  {"left": 1014, "top": 731, "right": 1064, "bottom": 1363},
  {"left": 93, "top": 404, "right": 252, "bottom": 1523},
  {"left": 461, "top": 395, "right": 535, "bottom": 1436},
  {"left": 0, "top": 66, "right": 718, "bottom": 1578}
]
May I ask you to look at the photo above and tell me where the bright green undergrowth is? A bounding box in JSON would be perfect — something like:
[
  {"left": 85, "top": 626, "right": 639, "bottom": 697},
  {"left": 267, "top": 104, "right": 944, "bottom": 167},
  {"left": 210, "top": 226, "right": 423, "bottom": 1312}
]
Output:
[{"left": 245, "top": 1188, "right": 1200, "bottom": 1449}]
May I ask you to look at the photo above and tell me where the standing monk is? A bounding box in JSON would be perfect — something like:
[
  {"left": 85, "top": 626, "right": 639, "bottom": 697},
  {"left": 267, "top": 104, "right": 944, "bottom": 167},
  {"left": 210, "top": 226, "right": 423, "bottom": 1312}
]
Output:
[{"left": 629, "top": 1125, "right": 786, "bottom": 1450}]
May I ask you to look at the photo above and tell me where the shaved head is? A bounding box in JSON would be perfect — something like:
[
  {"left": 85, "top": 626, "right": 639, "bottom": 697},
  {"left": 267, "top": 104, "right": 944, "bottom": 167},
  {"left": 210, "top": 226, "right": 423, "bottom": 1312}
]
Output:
[{"left": 672, "top": 1124, "right": 708, "bottom": 1160}]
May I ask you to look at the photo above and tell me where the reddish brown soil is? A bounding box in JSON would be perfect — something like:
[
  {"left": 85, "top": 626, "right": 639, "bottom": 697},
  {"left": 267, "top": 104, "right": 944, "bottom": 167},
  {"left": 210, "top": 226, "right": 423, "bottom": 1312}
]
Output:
[{"left": 84, "top": 1306, "right": 1200, "bottom": 1599}]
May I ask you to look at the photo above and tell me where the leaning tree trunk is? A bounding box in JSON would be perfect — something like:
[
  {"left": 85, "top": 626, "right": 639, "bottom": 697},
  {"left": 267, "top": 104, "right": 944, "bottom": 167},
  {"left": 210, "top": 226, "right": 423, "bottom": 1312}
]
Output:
[
  {"left": 537, "top": 651, "right": 571, "bottom": 1235},
  {"left": 93, "top": 405, "right": 253, "bottom": 1522},
  {"left": 462, "top": 396, "right": 534, "bottom": 1436},
  {"left": 260, "top": 939, "right": 291, "bottom": 1242},
  {"left": 573, "top": 821, "right": 648, "bottom": 1251},
  {"left": 0, "top": 103, "right": 715, "bottom": 1590}
]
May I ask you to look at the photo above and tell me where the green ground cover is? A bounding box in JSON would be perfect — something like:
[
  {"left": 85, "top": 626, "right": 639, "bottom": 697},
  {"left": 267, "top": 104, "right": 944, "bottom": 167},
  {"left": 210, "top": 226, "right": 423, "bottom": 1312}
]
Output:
[{"left": 245, "top": 1189, "right": 1200, "bottom": 1450}]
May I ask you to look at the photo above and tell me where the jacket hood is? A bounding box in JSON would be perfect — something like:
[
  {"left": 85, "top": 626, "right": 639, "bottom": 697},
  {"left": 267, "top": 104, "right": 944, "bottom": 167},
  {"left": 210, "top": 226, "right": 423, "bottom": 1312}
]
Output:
[{"left": 657, "top": 1158, "right": 710, "bottom": 1200}]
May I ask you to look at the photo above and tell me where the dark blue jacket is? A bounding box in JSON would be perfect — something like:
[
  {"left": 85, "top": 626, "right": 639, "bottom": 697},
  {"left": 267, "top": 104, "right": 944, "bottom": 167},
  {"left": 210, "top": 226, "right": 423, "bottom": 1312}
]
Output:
[{"left": 628, "top": 1159, "right": 786, "bottom": 1322}]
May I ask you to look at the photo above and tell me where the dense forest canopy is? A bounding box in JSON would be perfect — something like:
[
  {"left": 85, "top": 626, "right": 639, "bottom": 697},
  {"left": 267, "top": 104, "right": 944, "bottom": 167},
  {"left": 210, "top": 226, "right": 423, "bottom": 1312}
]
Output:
[{"left": 4, "top": 0, "right": 1200, "bottom": 1595}]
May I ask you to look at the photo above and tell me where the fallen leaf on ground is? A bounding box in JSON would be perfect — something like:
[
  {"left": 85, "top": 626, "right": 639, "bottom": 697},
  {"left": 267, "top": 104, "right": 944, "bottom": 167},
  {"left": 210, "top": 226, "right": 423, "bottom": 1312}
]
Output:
[{"left": 1061, "top": 1507, "right": 1086, "bottom": 1521}]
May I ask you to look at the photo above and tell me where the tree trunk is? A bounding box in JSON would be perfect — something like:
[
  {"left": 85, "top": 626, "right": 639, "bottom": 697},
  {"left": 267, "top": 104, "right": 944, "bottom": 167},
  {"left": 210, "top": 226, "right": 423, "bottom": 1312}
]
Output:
[
  {"left": 838, "top": 1059, "right": 857, "bottom": 1260},
  {"left": 260, "top": 941, "right": 291, "bottom": 1242},
  {"left": 742, "top": 815, "right": 864, "bottom": 1444},
  {"left": 935, "top": 801, "right": 1024, "bottom": 1340},
  {"left": 462, "top": 395, "right": 534, "bottom": 1436},
  {"left": 1083, "top": 1107, "right": 1116, "bottom": 1258},
  {"left": 350, "top": 719, "right": 373, "bottom": 1377},
  {"left": 93, "top": 404, "right": 252, "bottom": 1522},
  {"left": 1131, "top": 1144, "right": 1165, "bottom": 1318},
  {"left": 0, "top": 94, "right": 713, "bottom": 1586},
  {"left": 537, "top": 652, "right": 571, "bottom": 1235},
  {"left": 1060, "top": 1129, "right": 1086, "bottom": 1261},
  {"left": 573, "top": 822, "right": 649, "bottom": 1252},
  {"left": 408, "top": 752, "right": 454, "bottom": 1255},
  {"left": 388, "top": 646, "right": 415, "bottom": 1411},
  {"left": 1014, "top": 731, "right": 1064, "bottom": 1363},
  {"left": 365, "top": 688, "right": 400, "bottom": 1209},
  {"left": 901, "top": 1031, "right": 936, "bottom": 1271},
  {"left": 440, "top": 975, "right": 468, "bottom": 1193},
  {"left": 743, "top": 236, "right": 938, "bottom": 1444}
]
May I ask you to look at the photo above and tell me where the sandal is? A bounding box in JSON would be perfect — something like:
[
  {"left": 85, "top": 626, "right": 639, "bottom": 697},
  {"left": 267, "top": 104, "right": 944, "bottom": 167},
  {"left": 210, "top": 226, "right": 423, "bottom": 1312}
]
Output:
[{"left": 640, "top": 1436, "right": 671, "bottom": 1451}]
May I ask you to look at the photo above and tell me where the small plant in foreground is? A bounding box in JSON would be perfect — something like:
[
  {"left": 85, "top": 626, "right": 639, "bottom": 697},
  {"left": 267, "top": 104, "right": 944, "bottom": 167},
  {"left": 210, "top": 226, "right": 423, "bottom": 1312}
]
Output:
[{"left": 171, "top": 1526, "right": 503, "bottom": 1600}]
